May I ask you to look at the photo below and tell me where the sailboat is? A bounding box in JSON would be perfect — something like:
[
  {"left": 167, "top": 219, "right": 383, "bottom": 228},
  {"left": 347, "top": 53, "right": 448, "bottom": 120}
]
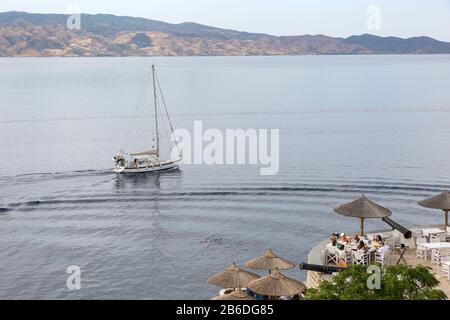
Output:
[{"left": 113, "top": 65, "right": 182, "bottom": 174}]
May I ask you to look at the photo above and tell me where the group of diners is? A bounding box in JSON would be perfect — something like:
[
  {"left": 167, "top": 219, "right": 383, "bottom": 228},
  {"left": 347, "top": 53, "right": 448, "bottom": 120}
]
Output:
[{"left": 324, "top": 232, "right": 390, "bottom": 267}]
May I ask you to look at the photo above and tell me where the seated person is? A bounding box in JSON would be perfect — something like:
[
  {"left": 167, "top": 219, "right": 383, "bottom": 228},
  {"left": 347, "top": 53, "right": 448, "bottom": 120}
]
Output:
[
  {"left": 352, "top": 234, "right": 360, "bottom": 244},
  {"left": 376, "top": 242, "right": 388, "bottom": 254},
  {"left": 326, "top": 236, "right": 338, "bottom": 250},
  {"left": 356, "top": 240, "right": 368, "bottom": 253},
  {"left": 373, "top": 235, "right": 383, "bottom": 248},
  {"left": 338, "top": 233, "right": 351, "bottom": 244}
]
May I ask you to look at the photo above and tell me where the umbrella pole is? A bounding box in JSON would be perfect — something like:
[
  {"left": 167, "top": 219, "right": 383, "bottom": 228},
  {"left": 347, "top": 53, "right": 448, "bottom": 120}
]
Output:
[
  {"left": 360, "top": 218, "right": 365, "bottom": 236},
  {"left": 445, "top": 210, "right": 449, "bottom": 228}
]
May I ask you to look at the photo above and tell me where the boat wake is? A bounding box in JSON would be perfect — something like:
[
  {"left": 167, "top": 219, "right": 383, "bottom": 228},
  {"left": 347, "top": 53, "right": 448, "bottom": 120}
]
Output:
[{"left": 3, "top": 180, "right": 448, "bottom": 213}]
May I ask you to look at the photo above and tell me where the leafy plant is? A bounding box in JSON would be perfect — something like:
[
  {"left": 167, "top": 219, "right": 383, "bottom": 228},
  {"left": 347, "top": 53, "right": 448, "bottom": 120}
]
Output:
[{"left": 305, "top": 264, "right": 447, "bottom": 300}]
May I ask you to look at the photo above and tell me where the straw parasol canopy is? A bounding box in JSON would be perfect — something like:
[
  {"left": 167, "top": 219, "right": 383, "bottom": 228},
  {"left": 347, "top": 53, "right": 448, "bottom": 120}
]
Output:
[
  {"left": 247, "top": 269, "right": 306, "bottom": 297},
  {"left": 207, "top": 262, "right": 260, "bottom": 289},
  {"left": 244, "top": 249, "right": 295, "bottom": 272},
  {"left": 418, "top": 191, "right": 450, "bottom": 228},
  {"left": 334, "top": 195, "right": 392, "bottom": 236},
  {"left": 211, "top": 289, "right": 255, "bottom": 301}
]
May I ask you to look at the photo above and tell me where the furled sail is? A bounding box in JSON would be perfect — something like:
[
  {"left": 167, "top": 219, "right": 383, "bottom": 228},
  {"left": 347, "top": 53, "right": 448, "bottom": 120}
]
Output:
[{"left": 131, "top": 149, "right": 159, "bottom": 159}]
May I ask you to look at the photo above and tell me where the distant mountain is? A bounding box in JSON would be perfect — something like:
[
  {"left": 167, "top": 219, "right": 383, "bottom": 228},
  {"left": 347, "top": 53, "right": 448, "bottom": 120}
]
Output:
[
  {"left": 344, "top": 34, "right": 450, "bottom": 54},
  {"left": 1, "top": 11, "right": 450, "bottom": 57}
]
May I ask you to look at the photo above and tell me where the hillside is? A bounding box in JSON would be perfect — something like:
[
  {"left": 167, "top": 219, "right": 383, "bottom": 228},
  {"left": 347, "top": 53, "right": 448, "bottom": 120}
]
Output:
[{"left": 1, "top": 11, "right": 450, "bottom": 57}]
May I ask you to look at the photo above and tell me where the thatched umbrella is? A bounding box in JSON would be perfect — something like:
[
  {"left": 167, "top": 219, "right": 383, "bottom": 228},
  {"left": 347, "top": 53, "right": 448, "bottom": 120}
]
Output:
[
  {"left": 334, "top": 195, "right": 392, "bottom": 236},
  {"left": 245, "top": 249, "right": 295, "bottom": 273},
  {"left": 211, "top": 289, "right": 255, "bottom": 301},
  {"left": 207, "top": 262, "right": 260, "bottom": 289},
  {"left": 247, "top": 269, "right": 306, "bottom": 298},
  {"left": 418, "top": 191, "right": 450, "bottom": 228}
]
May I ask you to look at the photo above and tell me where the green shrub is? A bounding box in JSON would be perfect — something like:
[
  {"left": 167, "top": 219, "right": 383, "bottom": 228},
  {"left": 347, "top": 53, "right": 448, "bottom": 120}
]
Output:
[{"left": 305, "top": 264, "right": 447, "bottom": 300}]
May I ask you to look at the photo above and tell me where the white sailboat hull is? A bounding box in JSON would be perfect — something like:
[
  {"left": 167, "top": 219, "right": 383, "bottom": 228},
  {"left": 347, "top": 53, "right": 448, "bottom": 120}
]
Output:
[{"left": 114, "top": 159, "right": 181, "bottom": 174}]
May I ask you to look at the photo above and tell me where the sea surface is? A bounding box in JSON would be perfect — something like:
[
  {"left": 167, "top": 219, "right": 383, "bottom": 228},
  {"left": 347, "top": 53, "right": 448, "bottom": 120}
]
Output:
[{"left": 1, "top": 55, "right": 450, "bottom": 299}]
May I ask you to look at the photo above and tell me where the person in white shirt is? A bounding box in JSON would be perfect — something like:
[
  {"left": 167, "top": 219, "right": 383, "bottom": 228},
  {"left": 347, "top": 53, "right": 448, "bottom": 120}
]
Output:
[
  {"left": 352, "top": 234, "right": 360, "bottom": 244},
  {"left": 326, "top": 237, "right": 337, "bottom": 250},
  {"left": 356, "top": 240, "right": 368, "bottom": 253},
  {"left": 376, "top": 242, "right": 388, "bottom": 254}
]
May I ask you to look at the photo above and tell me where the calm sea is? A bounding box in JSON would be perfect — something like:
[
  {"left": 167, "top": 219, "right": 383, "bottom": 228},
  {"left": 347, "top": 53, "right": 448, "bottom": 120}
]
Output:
[{"left": 0, "top": 55, "right": 450, "bottom": 299}]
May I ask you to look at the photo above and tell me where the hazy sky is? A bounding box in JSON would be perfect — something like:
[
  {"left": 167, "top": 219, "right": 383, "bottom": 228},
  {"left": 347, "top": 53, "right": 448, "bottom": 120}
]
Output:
[{"left": 1, "top": 0, "right": 450, "bottom": 41}]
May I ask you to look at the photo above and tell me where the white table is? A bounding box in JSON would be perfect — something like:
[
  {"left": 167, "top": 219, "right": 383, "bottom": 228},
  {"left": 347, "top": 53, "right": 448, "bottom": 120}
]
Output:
[
  {"left": 422, "top": 228, "right": 445, "bottom": 237},
  {"left": 421, "top": 242, "right": 450, "bottom": 260}
]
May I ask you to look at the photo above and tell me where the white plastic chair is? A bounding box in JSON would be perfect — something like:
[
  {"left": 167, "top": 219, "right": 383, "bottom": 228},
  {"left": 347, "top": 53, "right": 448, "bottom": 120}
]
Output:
[
  {"left": 325, "top": 247, "right": 339, "bottom": 265},
  {"left": 431, "top": 249, "right": 441, "bottom": 265},
  {"left": 433, "top": 248, "right": 450, "bottom": 266},
  {"left": 441, "top": 256, "right": 450, "bottom": 280},
  {"left": 375, "top": 247, "right": 390, "bottom": 268},
  {"left": 416, "top": 236, "right": 427, "bottom": 260},
  {"left": 352, "top": 251, "right": 369, "bottom": 265},
  {"left": 342, "top": 247, "right": 353, "bottom": 264}
]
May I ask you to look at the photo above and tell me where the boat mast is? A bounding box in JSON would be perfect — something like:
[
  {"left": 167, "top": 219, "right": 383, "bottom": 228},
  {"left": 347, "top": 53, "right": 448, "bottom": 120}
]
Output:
[{"left": 152, "top": 65, "right": 160, "bottom": 157}]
